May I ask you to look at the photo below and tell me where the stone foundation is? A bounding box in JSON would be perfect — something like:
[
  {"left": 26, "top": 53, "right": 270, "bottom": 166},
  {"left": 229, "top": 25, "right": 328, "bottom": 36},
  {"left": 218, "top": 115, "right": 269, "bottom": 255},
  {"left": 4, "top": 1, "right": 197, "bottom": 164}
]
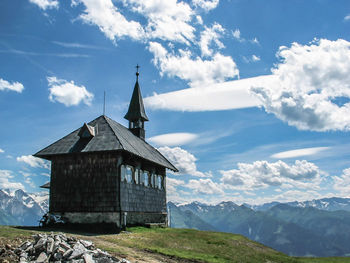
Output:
[
  {"left": 52, "top": 212, "right": 120, "bottom": 226},
  {"left": 124, "top": 211, "right": 167, "bottom": 226}
]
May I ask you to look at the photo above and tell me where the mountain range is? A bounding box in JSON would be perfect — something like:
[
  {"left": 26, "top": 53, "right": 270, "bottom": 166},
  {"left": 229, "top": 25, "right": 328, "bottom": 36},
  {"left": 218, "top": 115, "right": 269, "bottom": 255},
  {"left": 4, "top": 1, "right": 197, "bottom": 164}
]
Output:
[
  {"left": 169, "top": 197, "right": 350, "bottom": 257},
  {"left": 0, "top": 189, "right": 48, "bottom": 226},
  {"left": 1, "top": 188, "right": 350, "bottom": 257}
]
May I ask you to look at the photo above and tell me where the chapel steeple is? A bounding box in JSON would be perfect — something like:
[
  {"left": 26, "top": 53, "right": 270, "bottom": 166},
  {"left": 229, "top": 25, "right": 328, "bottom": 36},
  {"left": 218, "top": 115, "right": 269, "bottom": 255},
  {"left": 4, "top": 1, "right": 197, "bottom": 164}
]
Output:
[{"left": 124, "top": 65, "right": 149, "bottom": 140}]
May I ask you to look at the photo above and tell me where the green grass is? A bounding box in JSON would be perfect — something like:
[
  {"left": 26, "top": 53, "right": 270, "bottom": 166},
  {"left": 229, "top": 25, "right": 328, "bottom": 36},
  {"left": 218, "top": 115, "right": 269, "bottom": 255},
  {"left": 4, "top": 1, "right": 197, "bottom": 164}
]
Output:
[
  {"left": 101, "top": 227, "right": 300, "bottom": 263},
  {"left": 1, "top": 226, "right": 350, "bottom": 263}
]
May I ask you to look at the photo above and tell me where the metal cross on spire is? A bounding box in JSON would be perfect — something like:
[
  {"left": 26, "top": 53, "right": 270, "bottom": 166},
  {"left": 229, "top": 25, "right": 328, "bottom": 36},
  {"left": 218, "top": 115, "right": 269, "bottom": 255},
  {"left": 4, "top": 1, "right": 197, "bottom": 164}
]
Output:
[{"left": 136, "top": 64, "right": 140, "bottom": 81}]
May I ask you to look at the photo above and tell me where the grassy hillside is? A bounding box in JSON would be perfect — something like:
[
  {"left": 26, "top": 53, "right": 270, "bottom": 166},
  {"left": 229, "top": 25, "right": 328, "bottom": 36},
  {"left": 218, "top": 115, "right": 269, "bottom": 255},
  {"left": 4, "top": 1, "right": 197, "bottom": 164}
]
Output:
[{"left": 0, "top": 226, "right": 350, "bottom": 263}]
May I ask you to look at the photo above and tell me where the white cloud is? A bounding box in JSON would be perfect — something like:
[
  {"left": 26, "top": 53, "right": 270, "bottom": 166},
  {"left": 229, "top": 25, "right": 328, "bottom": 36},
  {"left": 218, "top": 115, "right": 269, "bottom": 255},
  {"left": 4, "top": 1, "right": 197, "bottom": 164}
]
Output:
[
  {"left": 251, "top": 55, "right": 260, "bottom": 62},
  {"left": 186, "top": 178, "right": 224, "bottom": 195},
  {"left": 17, "top": 155, "right": 50, "bottom": 169},
  {"left": 344, "top": 14, "right": 350, "bottom": 21},
  {"left": 75, "top": 0, "right": 196, "bottom": 44},
  {"left": 51, "top": 41, "right": 108, "bottom": 50},
  {"left": 149, "top": 41, "right": 239, "bottom": 87},
  {"left": 192, "top": 0, "right": 219, "bottom": 12},
  {"left": 0, "top": 78, "right": 24, "bottom": 93},
  {"left": 251, "top": 37, "right": 259, "bottom": 45},
  {"left": 220, "top": 160, "right": 324, "bottom": 191},
  {"left": 0, "top": 149, "right": 4, "bottom": 153},
  {"left": 74, "top": 0, "right": 145, "bottom": 42},
  {"left": 0, "top": 170, "right": 25, "bottom": 190},
  {"left": 333, "top": 168, "right": 350, "bottom": 196},
  {"left": 25, "top": 177, "right": 36, "bottom": 188},
  {"left": 157, "top": 146, "right": 210, "bottom": 177},
  {"left": 47, "top": 76, "right": 93, "bottom": 106},
  {"left": 29, "top": 0, "right": 58, "bottom": 10},
  {"left": 167, "top": 177, "right": 185, "bottom": 193},
  {"left": 199, "top": 23, "right": 225, "bottom": 57},
  {"left": 271, "top": 147, "right": 330, "bottom": 159},
  {"left": 251, "top": 38, "right": 350, "bottom": 131},
  {"left": 232, "top": 29, "right": 242, "bottom": 41},
  {"left": 148, "top": 133, "right": 198, "bottom": 146},
  {"left": 144, "top": 75, "right": 266, "bottom": 111},
  {"left": 123, "top": 0, "right": 195, "bottom": 44},
  {"left": 19, "top": 171, "right": 34, "bottom": 178}
]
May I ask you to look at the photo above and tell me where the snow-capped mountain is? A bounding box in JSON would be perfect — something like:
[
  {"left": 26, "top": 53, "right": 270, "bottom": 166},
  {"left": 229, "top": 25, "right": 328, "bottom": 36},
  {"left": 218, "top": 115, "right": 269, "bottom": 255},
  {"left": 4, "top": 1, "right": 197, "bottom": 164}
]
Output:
[
  {"left": 171, "top": 198, "right": 350, "bottom": 257},
  {"left": 285, "top": 197, "right": 350, "bottom": 211},
  {"left": 245, "top": 197, "right": 350, "bottom": 212},
  {"left": 0, "top": 189, "right": 48, "bottom": 226}
]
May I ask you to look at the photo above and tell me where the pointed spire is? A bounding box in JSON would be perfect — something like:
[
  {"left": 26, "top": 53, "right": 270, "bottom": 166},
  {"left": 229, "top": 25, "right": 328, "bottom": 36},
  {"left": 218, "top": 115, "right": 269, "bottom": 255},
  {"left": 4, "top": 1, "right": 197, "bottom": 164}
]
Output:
[{"left": 124, "top": 66, "right": 149, "bottom": 122}]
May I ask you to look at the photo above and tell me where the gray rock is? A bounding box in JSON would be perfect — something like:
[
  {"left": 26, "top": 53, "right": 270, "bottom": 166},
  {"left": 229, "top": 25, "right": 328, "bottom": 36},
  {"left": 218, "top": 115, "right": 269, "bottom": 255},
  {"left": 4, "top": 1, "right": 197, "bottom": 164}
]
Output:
[
  {"left": 63, "top": 248, "right": 73, "bottom": 258},
  {"left": 36, "top": 251, "right": 48, "bottom": 263},
  {"left": 19, "top": 256, "right": 28, "bottom": 262},
  {"left": 20, "top": 241, "right": 32, "bottom": 251},
  {"left": 80, "top": 240, "right": 93, "bottom": 249},
  {"left": 95, "top": 257, "right": 114, "bottom": 263},
  {"left": 68, "top": 243, "right": 87, "bottom": 260},
  {"left": 34, "top": 237, "right": 47, "bottom": 250},
  {"left": 60, "top": 241, "right": 71, "bottom": 251},
  {"left": 53, "top": 252, "right": 63, "bottom": 261},
  {"left": 47, "top": 237, "right": 55, "bottom": 254},
  {"left": 9, "top": 233, "right": 127, "bottom": 263},
  {"left": 83, "top": 253, "right": 95, "bottom": 263}
]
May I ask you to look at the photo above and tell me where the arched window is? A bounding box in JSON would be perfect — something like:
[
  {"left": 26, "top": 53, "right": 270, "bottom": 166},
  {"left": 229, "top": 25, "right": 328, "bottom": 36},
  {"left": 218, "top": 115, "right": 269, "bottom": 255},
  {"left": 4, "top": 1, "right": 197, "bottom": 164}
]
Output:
[
  {"left": 134, "top": 168, "right": 140, "bottom": 184},
  {"left": 126, "top": 165, "right": 133, "bottom": 183},
  {"left": 158, "top": 175, "right": 162, "bottom": 190},
  {"left": 120, "top": 165, "right": 126, "bottom": 182},
  {"left": 143, "top": 171, "right": 149, "bottom": 187}
]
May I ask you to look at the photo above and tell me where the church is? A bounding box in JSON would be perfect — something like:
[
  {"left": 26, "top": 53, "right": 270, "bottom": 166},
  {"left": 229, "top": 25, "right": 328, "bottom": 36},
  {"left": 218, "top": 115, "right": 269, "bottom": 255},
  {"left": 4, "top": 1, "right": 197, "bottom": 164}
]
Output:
[{"left": 35, "top": 68, "right": 177, "bottom": 230}]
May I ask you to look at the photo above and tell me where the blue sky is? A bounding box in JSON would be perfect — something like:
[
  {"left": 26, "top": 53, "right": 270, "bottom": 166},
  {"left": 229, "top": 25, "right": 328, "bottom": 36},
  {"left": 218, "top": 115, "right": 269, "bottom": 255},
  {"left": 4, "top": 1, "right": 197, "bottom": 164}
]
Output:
[{"left": 1, "top": 0, "right": 350, "bottom": 205}]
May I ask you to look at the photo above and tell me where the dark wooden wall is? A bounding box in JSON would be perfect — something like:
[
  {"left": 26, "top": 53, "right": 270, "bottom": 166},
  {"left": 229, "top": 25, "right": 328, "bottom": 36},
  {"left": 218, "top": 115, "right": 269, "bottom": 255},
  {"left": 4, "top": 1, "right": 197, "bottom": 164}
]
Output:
[
  {"left": 49, "top": 151, "right": 167, "bottom": 222},
  {"left": 50, "top": 152, "right": 120, "bottom": 213},
  {"left": 120, "top": 182, "right": 166, "bottom": 213}
]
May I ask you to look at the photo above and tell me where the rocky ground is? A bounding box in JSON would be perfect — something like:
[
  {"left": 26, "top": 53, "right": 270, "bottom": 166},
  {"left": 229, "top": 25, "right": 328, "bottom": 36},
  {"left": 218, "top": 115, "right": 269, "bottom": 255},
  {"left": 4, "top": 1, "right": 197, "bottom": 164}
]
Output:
[
  {"left": 0, "top": 230, "right": 196, "bottom": 263},
  {"left": 0, "top": 233, "right": 130, "bottom": 263}
]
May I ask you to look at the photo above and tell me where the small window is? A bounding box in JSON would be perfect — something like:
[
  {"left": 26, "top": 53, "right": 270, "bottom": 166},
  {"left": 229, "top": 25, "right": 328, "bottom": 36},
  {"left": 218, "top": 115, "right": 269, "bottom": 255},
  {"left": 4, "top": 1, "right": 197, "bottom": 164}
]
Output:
[
  {"left": 120, "top": 165, "right": 126, "bottom": 182},
  {"left": 151, "top": 173, "right": 156, "bottom": 188},
  {"left": 143, "top": 171, "right": 149, "bottom": 187},
  {"left": 126, "top": 165, "right": 133, "bottom": 183},
  {"left": 158, "top": 175, "right": 162, "bottom": 190},
  {"left": 134, "top": 168, "right": 140, "bottom": 184}
]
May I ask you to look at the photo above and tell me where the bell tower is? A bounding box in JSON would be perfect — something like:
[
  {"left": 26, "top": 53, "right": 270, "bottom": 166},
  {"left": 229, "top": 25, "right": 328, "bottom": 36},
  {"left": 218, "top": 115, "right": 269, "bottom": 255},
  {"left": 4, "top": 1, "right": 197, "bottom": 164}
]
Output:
[{"left": 124, "top": 65, "right": 149, "bottom": 140}]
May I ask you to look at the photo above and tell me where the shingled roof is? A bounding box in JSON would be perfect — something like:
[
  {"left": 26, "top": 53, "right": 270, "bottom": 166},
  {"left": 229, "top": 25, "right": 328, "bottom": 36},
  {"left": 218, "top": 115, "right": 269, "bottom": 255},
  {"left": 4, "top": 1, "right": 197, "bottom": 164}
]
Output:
[{"left": 34, "top": 115, "right": 177, "bottom": 171}]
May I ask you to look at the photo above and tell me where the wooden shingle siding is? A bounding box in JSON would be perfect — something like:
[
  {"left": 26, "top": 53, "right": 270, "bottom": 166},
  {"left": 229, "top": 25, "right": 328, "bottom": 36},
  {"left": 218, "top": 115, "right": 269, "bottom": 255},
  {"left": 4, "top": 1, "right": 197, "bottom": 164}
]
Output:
[
  {"left": 120, "top": 182, "right": 166, "bottom": 213},
  {"left": 50, "top": 153, "right": 120, "bottom": 213}
]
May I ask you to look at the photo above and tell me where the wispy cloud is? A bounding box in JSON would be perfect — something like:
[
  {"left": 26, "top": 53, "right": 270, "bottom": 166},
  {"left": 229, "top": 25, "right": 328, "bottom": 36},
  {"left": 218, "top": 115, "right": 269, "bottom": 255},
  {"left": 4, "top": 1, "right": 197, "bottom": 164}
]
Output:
[
  {"left": 344, "top": 14, "right": 350, "bottom": 21},
  {"left": 0, "top": 48, "right": 90, "bottom": 58},
  {"left": 0, "top": 149, "right": 4, "bottom": 153},
  {"left": 148, "top": 133, "right": 198, "bottom": 147},
  {"left": 144, "top": 75, "right": 267, "bottom": 111},
  {"left": 52, "top": 41, "right": 109, "bottom": 50},
  {"left": 271, "top": 147, "right": 330, "bottom": 159}
]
